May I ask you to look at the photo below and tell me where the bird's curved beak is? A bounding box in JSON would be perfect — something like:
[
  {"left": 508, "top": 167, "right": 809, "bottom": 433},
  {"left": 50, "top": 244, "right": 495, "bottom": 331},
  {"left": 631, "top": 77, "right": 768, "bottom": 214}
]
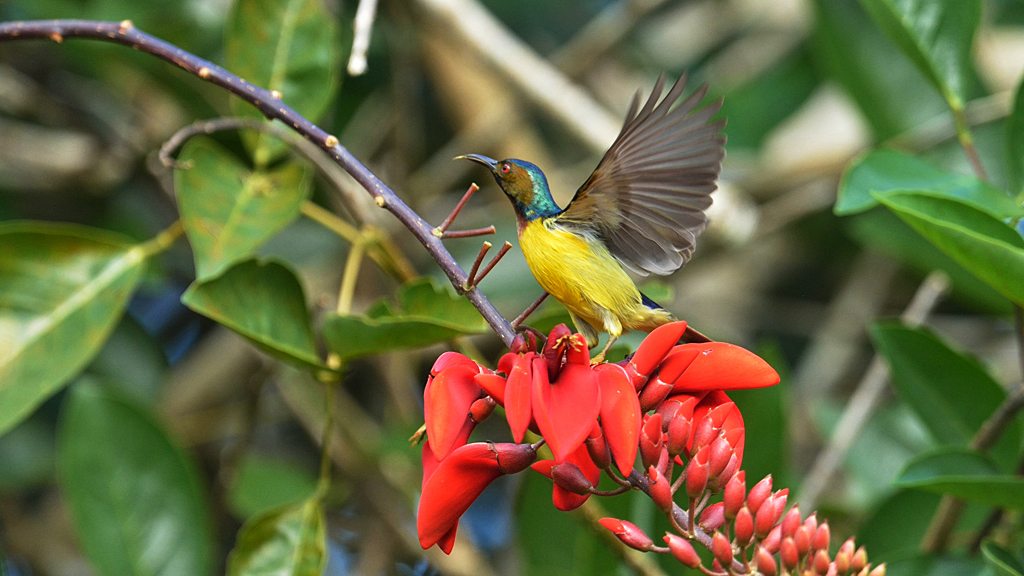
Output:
[{"left": 454, "top": 154, "right": 498, "bottom": 171}]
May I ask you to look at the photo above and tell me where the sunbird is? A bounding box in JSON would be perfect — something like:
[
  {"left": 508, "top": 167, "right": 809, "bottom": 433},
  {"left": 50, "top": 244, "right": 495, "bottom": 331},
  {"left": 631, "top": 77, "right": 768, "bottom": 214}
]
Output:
[{"left": 458, "top": 74, "right": 724, "bottom": 362}]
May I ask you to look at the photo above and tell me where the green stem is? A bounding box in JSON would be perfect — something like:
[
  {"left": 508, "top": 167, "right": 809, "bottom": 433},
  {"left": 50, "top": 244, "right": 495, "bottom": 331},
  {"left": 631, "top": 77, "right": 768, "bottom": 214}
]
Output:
[
  {"left": 952, "top": 105, "right": 989, "bottom": 182},
  {"left": 337, "top": 239, "right": 366, "bottom": 316},
  {"left": 301, "top": 200, "right": 361, "bottom": 243},
  {"left": 315, "top": 380, "right": 336, "bottom": 500},
  {"left": 138, "top": 220, "right": 185, "bottom": 257}
]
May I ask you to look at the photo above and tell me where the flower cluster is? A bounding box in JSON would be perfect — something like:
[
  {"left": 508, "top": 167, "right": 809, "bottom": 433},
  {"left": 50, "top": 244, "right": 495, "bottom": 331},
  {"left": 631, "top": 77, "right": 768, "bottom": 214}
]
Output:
[{"left": 416, "top": 321, "right": 882, "bottom": 576}]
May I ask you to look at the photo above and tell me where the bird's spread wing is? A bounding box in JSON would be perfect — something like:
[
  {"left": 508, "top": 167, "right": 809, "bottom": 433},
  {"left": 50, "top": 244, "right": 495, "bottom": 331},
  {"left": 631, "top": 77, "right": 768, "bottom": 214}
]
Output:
[{"left": 555, "top": 74, "right": 725, "bottom": 276}]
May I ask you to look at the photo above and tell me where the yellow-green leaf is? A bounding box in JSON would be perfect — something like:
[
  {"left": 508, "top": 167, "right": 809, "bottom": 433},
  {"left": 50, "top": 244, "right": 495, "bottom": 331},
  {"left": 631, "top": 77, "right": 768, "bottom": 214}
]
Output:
[
  {"left": 226, "top": 498, "right": 326, "bottom": 576},
  {"left": 175, "top": 137, "right": 311, "bottom": 281},
  {"left": 0, "top": 222, "right": 147, "bottom": 437}
]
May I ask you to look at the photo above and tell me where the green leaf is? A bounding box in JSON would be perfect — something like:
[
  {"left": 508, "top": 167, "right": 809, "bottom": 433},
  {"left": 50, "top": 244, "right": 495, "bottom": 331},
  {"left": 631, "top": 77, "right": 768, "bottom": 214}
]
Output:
[
  {"left": 876, "top": 191, "right": 1024, "bottom": 305},
  {"left": 182, "top": 259, "right": 325, "bottom": 369},
  {"left": 982, "top": 542, "right": 1024, "bottom": 576},
  {"left": 857, "top": 0, "right": 981, "bottom": 111},
  {"left": 322, "top": 277, "right": 489, "bottom": 361},
  {"left": 175, "top": 138, "right": 311, "bottom": 281},
  {"left": 1006, "top": 75, "right": 1024, "bottom": 196},
  {"left": 58, "top": 380, "right": 213, "bottom": 576},
  {"left": 896, "top": 447, "right": 1024, "bottom": 509},
  {"left": 0, "top": 222, "right": 147, "bottom": 437},
  {"left": 226, "top": 498, "right": 326, "bottom": 576},
  {"left": 857, "top": 488, "right": 941, "bottom": 560},
  {"left": 870, "top": 323, "right": 1022, "bottom": 469},
  {"left": 225, "top": 0, "right": 342, "bottom": 165},
  {"left": 229, "top": 455, "right": 318, "bottom": 519},
  {"left": 886, "top": 556, "right": 987, "bottom": 576},
  {"left": 836, "top": 149, "right": 1024, "bottom": 218},
  {"left": 811, "top": 0, "right": 947, "bottom": 140}
]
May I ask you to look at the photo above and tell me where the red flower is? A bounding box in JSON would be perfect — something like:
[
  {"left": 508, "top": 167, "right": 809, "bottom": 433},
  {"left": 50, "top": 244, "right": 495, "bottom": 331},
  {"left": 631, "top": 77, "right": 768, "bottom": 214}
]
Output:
[
  {"left": 418, "top": 441, "right": 536, "bottom": 552},
  {"left": 424, "top": 352, "right": 486, "bottom": 460},
  {"left": 531, "top": 442, "right": 601, "bottom": 511},
  {"left": 531, "top": 333, "right": 601, "bottom": 463}
]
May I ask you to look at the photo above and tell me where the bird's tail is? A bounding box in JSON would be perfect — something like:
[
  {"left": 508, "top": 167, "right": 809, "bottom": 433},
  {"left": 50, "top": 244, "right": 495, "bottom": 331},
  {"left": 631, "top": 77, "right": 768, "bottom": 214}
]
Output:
[{"left": 640, "top": 291, "right": 711, "bottom": 343}]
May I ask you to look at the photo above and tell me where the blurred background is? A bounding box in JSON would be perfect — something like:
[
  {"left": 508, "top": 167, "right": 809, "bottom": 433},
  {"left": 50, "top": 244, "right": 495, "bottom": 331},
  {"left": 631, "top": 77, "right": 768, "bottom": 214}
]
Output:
[{"left": 2, "top": 0, "right": 1024, "bottom": 574}]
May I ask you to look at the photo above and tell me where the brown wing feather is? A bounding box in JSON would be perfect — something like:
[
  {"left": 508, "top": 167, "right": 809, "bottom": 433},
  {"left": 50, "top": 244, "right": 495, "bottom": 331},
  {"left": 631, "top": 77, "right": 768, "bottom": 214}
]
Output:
[{"left": 556, "top": 74, "right": 726, "bottom": 276}]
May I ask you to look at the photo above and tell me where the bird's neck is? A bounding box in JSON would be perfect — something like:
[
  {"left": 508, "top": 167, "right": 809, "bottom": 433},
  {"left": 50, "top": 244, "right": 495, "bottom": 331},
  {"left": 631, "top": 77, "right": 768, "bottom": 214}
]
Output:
[{"left": 511, "top": 176, "right": 561, "bottom": 226}]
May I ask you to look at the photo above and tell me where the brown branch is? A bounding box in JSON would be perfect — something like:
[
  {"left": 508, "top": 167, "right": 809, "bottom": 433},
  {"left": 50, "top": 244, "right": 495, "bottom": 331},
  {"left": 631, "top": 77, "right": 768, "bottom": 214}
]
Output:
[
  {"left": 470, "top": 241, "right": 511, "bottom": 286},
  {"left": 440, "top": 226, "right": 496, "bottom": 239},
  {"left": 0, "top": 19, "right": 518, "bottom": 346},
  {"left": 512, "top": 292, "right": 549, "bottom": 329},
  {"left": 434, "top": 182, "right": 479, "bottom": 234},
  {"left": 465, "top": 242, "right": 492, "bottom": 288}
]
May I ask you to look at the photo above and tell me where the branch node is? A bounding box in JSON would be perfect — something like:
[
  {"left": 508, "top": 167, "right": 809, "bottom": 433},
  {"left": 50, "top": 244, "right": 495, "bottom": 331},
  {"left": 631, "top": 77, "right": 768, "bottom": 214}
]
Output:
[
  {"left": 324, "top": 134, "right": 339, "bottom": 148},
  {"left": 198, "top": 66, "right": 211, "bottom": 79},
  {"left": 119, "top": 19, "right": 133, "bottom": 32},
  {"left": 270, "top": 90, "right": 282, "bottom": 99},
  {"left": 374, "top": 196, "right": 386, "bottom": 207},
  {"left": 49, "top": 32, "right": 62, "bottom": 43}
]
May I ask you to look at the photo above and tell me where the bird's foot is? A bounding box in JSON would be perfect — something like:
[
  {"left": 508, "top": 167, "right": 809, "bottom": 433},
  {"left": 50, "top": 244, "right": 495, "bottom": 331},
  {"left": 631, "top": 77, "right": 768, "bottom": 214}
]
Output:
[{"left": 589, "top": 352, "right": 606, "bottom": 366}]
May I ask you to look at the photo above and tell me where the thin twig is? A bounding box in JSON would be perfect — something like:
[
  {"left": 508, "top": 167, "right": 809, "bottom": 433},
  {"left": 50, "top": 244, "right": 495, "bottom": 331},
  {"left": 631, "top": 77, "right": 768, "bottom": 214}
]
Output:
[
  {"left": 512, "top": 292, "right": 549, "bottom": 329},
  {"left": 435, "top": 183, "right": 479, "bottom": 235},
  {"left": 465, "top": 241, "right": 492, "bottom": 287},
  {"left": 347, "top": 0, "right": 379, "bottom": 76},
  {"left": 441, "top": 226, "right": 496, "bottom": 238},
  {"left": 469, "top": 241, "right": 511, "bottom": 286},
  {"left": 797, "top": 270, "right": 951, "bottom": 511},
  {"left": 0, "top": 20, "right": 519, "bottom": 347}
]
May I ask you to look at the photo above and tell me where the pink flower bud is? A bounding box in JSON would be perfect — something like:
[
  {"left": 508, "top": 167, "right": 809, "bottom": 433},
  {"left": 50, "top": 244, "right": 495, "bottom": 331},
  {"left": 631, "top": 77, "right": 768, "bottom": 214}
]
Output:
[
  {"left": 649, "top": 466, "right": 673, "bottom": 513},
  {"left": 551, "top": 461, "right": 593, "bottom": 495},
  {"left": 852, "top": 547, "right": 868, "bottom": 572},
  {"left": 712, "top": 531, "right": 733, "bottom": 566},
  {"left": 836, "top": 538, "right": 855, "bottom": 574},
  {"left": 781, "top": 505, "right": 802, "bottom": 538},
  {"left": 599, "top": 518, "right": 653, "bottom": 551},
  {"left": 699, "top": 502, "right": 726, "bottom": 532},
  {"left": 763, "top": 525, "right": 783, "bottom": 554},
  {"left": 814, "top": 549, "right": 831, "bottom": 574},
  {"left": 690, "top": 414, "right": 717, "bottom": 454},
  {"left": 804, "top": 513, "right": 818, "bottom": 536},
  {"left": 639, "top": 376, "right": 675, "bottom": 412},
  {"left": 734, "top": 506, "right": 754, "bottom": 546},
  {"left": 708, "top": 436, "right": 732, "bottom": 479},
  {"left": 492, "top": 442, "right": 538, "bottom": 474},
  {"left": 781, "top": 537, "right": 799, "bottom": 570},
  {"left": 813, "top": 522, "right": 831, "bottom": 553},
  {"left": 667, "top": 412, "right": 692, "bottom": 456},
  {"left": 754, "top": 489, "right": 787, "bottom": 539},
  {"left": 709, "top": 454, "right": 740, "bottom": 492},
  {"left": 665, "top": 533, "right": 701, "bottom": 568},
  {"left": 585, "top": 424, "right": 612, "bottom": 470},
  {"left": 868, "top": 563, "right": 886, "bottom": 576},
  {"left": 470, "top": 396, "right": 496, "bottom": 423},
  {"left": 686, "top": 446, "right": 710, "bottom": 499},
  {"left": 747, "top": 475, "right": 772, "bottom": 514},
  {"left": 757, "top": 546, "right": 778, "bottom": 576},
  {"left": 723, "top": 470, "right": 746, "bottom": 519},
  {"left": 795, "top": 525, "right": 811, "bottom": 556}
]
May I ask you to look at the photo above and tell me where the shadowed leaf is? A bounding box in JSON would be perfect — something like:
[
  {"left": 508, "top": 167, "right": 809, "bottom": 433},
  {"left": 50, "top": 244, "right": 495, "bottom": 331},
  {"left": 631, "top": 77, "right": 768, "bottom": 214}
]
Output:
[
  {"left": 983, "top": 542, "right": 1024, "bottom": 576},
  {"left": 322, "top": 278, "right": 489, "bottom": 361},
  {"left": 876, "top": 191, "right": 1024, "bottom": 305},
  {"left": 225, "top": 0, "right": 342, "bottom": 164},
  {"left": 58, "top": 381, "right": 213, "bottom": 576},
  {"left": 0, "top": 222, "right": 147, "bottom": 437},
  {"left": 175, "top": 137, "right": 310, "bottom": 281},
  {"left": 896, "top": 447, "right": 1024, "bottom": 509},
  {"left": 1006, "top": 75, "right": 1024, "bottom": 196},
  {"left": 226, "top": 498, "right": 326, "bottom": 576},
  {"left": 182, "top": 259, "right": 325, "bottom": 369}
]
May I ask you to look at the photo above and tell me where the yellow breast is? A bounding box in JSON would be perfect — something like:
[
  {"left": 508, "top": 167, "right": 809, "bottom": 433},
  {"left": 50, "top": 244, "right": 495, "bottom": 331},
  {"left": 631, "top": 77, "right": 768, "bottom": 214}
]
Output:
[{"left": 518, "top": 219, "right": 645, "bottom": 336}]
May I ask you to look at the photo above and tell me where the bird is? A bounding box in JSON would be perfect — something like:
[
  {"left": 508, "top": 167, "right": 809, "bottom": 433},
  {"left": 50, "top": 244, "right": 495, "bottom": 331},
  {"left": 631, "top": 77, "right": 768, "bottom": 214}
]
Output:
[{"left": 457, "top": 74, "right": 725, "bottom": 362}]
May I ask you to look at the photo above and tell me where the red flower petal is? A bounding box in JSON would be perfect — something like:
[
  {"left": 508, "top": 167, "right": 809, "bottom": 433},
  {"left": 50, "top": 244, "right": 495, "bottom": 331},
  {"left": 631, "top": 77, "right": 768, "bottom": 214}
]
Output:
[
  {"left": 437, "top": 525, "right": 458, "bottom": 555},
  {"left": 425, "top": 365, "right": 482, "bottom": 460},
  {"left": 418, "top": 442, "right": 502, "bottom": 551},
  {"left": 497, "top": 352, "right": 517, "bottom": 376},
  {"left": 596, "top": 366, "right": 640, "bottom": 476},
  {"left": 671, "top": 342, "right": 780, "bottom": 392},
  {"left": 431, "top": 351, "right": 479, "bottom": 376},
  {"left": 630, "top": 321, "right": 688, "bottom": 378},
  {"left": 532, "top": 358, "right": 600, "bottom": 463},
  {"left": 421, "top": 418, "right": 475, "bottom": 490},
  {"left": 505, "top": 352, "right": 535, "bottom": 442},
  {"left": 474, "top": 373, "right": 506, "bottom": 405}
]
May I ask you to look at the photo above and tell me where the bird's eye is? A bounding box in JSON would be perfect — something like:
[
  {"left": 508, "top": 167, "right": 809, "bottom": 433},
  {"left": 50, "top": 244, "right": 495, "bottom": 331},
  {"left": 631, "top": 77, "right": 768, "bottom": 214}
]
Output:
[{"left": 500, "top": 163, "right": 511, "bottom": 174}]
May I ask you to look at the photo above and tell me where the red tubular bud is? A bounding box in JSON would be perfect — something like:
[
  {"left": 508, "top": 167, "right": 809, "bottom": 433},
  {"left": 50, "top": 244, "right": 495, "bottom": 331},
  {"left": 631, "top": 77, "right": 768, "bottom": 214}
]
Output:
[
  {"left": 585, "top": 424, "right": 612, "bottom": 470},
  {"left": 763, "top": 525, "right": 783, "bottom": 554},
  {"left": 639, "top": 377, "right": 675, "bottom": 412},
  {"left": 664, "top": 534, "right": 701, "bottom": 568},
  {"left": 795, "top": 526, "right": 811, "bottom": 556},
  {"left": 813, "top": 522, "right": 831, "bottom": 553},
  {"left": 826, "top": 563, "right": 838, "bottom": 576},
  {"left": 852, "top": 547, "right": 868, "bottom": 572},
  {"left": 711, "top": 560, "right": 723, "bottom": 574},
  {"left": 510, "top": 333, "right": 528, "bottom": 355},
  {"left": 755, "top": 490, "right": 787, "bottom": 539},
  {"left": 747, "top": 475, "right": 773, "bottom": 514},
  {"left": 470, "top": 396, "right": 496, "bottom": 423},
  {"left": 804, "top": 513, "right": 818, "bottom": 536},
  {"left": 648, "top": 466, "right": 673, "bottom": 513},
  {"left": 734, "top": 507, "right": 754, "bottom": 547},
  {"left": 723, "top": 470, "right": 746, "bottom": 519},
  {"left": 814, "top": 549, "right": 831, "bottom": 575},
  {"left": 758, "top": 547, "right": 778, "bottom": 576},
  {"left": 667, "top": 413, "right": 692, "bottom": 456},
  {"left": 710, "top": 455, "right": 740, "bottom": 492},
  {"left": 856, "top": 568, "right": 870, "bottom": 576},
  {"left": 782, "top": 505, "right": 802, "bottom": 538},
  {"left": 686, "top": 446, "right": 710, "bottom": 499},
  {"left": 699, "top": 502, "right": 725, "bottom": 532},
  {"left": 868, "top": 564, "right": 886, "bottom": 576},
  {"left": 690, "top": 415, "right": 718, "bottom": 454},
  {"left": 551, "top": 462, "right": 593, "bottom": 495},
  {"left": 640, "top": 414, "right": 664, "bottom": 470},
  {"left": 712, "top": 531, "right": 734, "bottom": 566},
  {"left": 707, "top": 436, "right": 732, "bottom": 479},
  {"left": 781, "top": 538, "right": 799, "bottom": 570},
  {"left": 492, "top": 442, "right": 538, "bottom": 474},
  {"left": 656, "top": 446, "right": 670, "bottom": 475},
  {"left": 599, "top": 518, "right": 653, "bottom": 551}
]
